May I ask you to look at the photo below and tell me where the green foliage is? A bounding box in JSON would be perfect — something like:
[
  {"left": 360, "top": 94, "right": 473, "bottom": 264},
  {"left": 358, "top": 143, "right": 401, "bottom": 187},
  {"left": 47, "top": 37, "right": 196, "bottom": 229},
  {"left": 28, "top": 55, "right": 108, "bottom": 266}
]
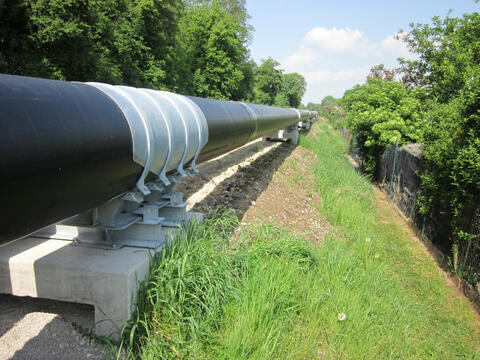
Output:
[
  {"left": 320, "top": 95, "right": 337, "bottom": 108},
  {"left": 0, "top": 0, "right": 308, "bottom": 105},
  {"left": 187, "top": 0, "right": 252, "bottom": 43},
  {"left": 0, "top": 0, "right": 183, "bottom": 88},
  {"left": 368, "top": 64, "right": 395, "bottom": 82},
  {"left": 341, "top": 78, "right": 425, "bottom": 176},
  {"left": 418, "top": 76, "right": 480, "bottom": 256},
  {"left": 298, "top": 124, "right": 480, "bottom": 358},
  {"left": 399, "top": 13, "right": 480, "bottom": 283},
  {"left": 304, "top": 101, "right": 323, "bottom": 113},
  {"left": 337, "top": 12, "right": 480, "bottom": 285},
  {"left": 253, "top": 57, "right": 283, "bottom": 105},
  {"left": 132, "top": 0, "right": 186, "bottom": 90},
  {"left": 230, "top": 59, "right": 255, "bottom": 101},
  {"left": 313, "top": 96, "right": 343, "bottom": 124},
  {"left": 273, "top": 91, "right": 290, "bottom": 107},
  {"left": 277, "top": 72, "right": 306, "bottom": 108},
  {"left": 118, "top": 125, "right": 480, "bottom": 359},
  {"left": 119, "top": 212, "right": 322, "bottom": 359},
  {"left": 179, "top": 0, "right": 248, "bottom": 99},
  {"left": 399, "top": 13, "right": 480, "bottom": 103},
  {"left": 321, "top": 105, "right": 344, "bottom": 126},
  {"left": 119, "top": 212, "right": 242, "bottom": 359},
  {"left": 252, "top": 58, "right": 306, "bottom": 107}
]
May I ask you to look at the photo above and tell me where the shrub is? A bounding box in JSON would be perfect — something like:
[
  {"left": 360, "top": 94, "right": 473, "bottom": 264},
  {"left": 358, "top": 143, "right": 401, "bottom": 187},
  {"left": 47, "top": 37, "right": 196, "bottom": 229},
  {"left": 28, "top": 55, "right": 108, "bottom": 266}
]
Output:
[
  {"left": 400, "top": 12, "right": 480, "bottom": 284},
  {"left": 418, "top": 76, "right": 480, "bottom": 284},
  {"left": 341, "top": 78, "right": 426, "bottom": 177}
]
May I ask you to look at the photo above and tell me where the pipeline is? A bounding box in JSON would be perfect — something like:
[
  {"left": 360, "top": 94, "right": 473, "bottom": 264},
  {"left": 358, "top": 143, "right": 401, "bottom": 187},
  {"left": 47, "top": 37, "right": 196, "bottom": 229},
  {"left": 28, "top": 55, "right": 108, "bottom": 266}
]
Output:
[{"left": 0, "top": 74, "right": 317, "bottom": 245}]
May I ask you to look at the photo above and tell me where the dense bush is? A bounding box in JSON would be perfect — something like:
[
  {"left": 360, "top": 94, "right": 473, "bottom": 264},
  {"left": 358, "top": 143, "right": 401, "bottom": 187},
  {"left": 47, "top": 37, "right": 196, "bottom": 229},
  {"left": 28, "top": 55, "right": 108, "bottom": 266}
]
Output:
[
  {"left": 341, "top": 78, "right": 426, "bottom": 177},
  {"left": 400, "top": 13, "right": 480, "bottom": 275},
  {"left": 417, "top": 72, "right": 480, "bottom": 281}
]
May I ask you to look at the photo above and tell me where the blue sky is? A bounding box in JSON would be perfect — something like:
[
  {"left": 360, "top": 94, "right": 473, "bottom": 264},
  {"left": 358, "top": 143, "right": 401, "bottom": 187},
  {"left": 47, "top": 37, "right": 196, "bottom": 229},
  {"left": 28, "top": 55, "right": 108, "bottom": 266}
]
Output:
[{"left": 246, "top": 0, "right": 479, "bottom": 104}]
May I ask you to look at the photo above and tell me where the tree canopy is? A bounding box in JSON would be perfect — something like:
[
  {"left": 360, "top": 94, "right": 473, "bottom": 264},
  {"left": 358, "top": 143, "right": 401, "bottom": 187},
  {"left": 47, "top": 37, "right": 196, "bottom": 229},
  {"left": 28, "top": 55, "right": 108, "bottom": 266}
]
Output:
[
  {"left": 0, "top": 0, "right": 183, "bottom": 88},
  {"left": 251, "top": 57, "right": 306, "bottom": 107},
  {"left": 0, "top": 0, "right": 307, "bottom": 106},
  {"left": 280, "top": 73, "right": 306, "bottom": 108},
  {"left": 398, "top": 13, "right": 480, "bottom": 103},
  {"left": 253, "top": 57, "right": 284, "bottom": 105},
  {"left": 179, "top": 1, "right": 247, "bottom": 99},
  {"left": 320, "top": 95, "right": 338, "bottom": 108}
]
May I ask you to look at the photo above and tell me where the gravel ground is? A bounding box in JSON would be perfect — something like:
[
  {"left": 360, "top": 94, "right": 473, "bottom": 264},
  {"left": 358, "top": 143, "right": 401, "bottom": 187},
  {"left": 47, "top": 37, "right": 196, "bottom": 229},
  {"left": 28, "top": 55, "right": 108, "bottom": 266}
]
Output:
[{"left": 0, "top": 295, "right": 111, "bottom": 360}]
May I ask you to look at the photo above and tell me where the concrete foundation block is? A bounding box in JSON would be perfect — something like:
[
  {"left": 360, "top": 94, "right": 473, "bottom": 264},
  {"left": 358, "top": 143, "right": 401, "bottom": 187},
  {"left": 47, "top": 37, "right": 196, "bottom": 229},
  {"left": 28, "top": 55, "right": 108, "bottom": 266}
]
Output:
[{"left": 0, "top": 237, "right": 158, "bottom": 339}]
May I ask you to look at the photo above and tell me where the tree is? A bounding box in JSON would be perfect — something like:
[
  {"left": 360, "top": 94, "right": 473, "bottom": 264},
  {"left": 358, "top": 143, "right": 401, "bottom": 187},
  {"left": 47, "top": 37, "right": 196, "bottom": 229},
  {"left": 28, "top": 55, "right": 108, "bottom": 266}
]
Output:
[
  {"left": 320, "top": 95, "right": 337, "bottom": 108},
  {"left": 252, "top": 61, "right": 306, "bottom": 107},
  {"left": 253, "top": 57, "right": 283, "bottom": 105},
  {"left": 186, "top": 0, "right": 252, "bottom": 42},
  {"left": 273, "top": 92, "right": 290, "bottom": 107},
  {"left": 278, "top": 72, "right": 306, "bottom": 108},
  {"left": 179, "top": 1, "right": 247, "bottom": 99},
  {"left": 398, "top": 13, "right": 480, "bottom": 103},
  {"left": 368, "top": 64, "right": 395, "bottom": 81},
  {"left": 230, "top": 59, "right": 255, "bottom": 101},
  {"left": 0, "top": 0, "right": 183, "bottom": 89},
  {"left": 131, "top": 0, "right": 185, "bottom": 90}
]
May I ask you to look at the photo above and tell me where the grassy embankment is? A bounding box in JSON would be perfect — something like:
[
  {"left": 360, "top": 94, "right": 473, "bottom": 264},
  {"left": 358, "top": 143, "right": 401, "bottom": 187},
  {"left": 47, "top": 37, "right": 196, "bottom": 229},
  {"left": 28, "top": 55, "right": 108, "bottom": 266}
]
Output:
[{"left": 117, "top": 122, "right": 480, "bottom": 359}]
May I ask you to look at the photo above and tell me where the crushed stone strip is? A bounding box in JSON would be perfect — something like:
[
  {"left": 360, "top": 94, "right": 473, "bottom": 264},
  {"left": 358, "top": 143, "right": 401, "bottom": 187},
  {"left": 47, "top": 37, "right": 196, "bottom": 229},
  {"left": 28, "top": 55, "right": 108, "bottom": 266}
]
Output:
[{"left": 186, "top": 141, "right": 281, "bottom": 210}]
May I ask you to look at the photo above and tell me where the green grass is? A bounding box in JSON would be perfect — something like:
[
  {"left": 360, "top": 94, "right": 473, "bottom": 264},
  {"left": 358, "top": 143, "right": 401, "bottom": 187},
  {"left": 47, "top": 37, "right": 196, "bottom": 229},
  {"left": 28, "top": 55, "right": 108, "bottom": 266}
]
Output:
[
  {"left": 117, "top": 123, "right": 480, "bottom": 359},
  {"left": 298, "top": 123, "right": 480, "bottom": 358}
]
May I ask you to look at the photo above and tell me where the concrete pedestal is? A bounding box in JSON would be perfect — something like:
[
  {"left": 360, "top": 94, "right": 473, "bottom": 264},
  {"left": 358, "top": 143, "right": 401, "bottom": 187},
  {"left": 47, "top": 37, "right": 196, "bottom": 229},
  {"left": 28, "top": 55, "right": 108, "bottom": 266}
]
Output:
[{"left": 0, "top": 237, "right": 158, "bottom": 339}]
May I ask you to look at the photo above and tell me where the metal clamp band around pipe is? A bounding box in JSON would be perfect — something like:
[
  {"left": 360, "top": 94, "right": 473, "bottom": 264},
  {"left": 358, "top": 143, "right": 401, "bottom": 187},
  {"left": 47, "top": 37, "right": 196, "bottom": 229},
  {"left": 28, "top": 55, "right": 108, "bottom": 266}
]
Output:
[
  {"left": 87, "top": 83, "right": 154, "bottom": 195},
  {"left": 140, "top": 89, "right": 173, "bottom": 186},
  {"left": 86, "top": 83, "right": 209, "bottom": 191},
  {"left": 175, "top": 95, "right": 208, "bottom": 173}
]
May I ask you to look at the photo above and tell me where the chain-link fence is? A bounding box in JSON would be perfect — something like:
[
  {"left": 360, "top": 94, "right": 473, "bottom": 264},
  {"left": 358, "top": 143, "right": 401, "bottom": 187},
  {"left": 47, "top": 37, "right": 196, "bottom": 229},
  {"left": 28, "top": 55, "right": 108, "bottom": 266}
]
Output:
[
  {"left": 380, "top": 143, "right": 421, "bottom": 220},
  {"left": 339, "top": 128, "right": 364, "bottom": 166},
  {"left": 455, "top": 205, "right": 480, "bottom": 288},
  {"left": 379, "top": 142, "right": 480, "bottom": 291}
]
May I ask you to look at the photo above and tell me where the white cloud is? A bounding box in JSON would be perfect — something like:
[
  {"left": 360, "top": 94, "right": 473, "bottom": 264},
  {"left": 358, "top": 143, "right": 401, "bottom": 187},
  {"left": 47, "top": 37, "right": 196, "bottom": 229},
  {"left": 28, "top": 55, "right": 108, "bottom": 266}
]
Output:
[
  {"left": 303, "top": 27, "right": 368, "bottom": 53},
  {"left": 302, "top": 67, "right": 370, "bottom": 103},
  {"left": 380, "top": 35, "right": 412, "bottom": 59},
  {"left": 283, "top": 48, "right": 318, "bottom": 68},
  {"left": 281, "top": 26, "right": 415, "bottom": 103}
]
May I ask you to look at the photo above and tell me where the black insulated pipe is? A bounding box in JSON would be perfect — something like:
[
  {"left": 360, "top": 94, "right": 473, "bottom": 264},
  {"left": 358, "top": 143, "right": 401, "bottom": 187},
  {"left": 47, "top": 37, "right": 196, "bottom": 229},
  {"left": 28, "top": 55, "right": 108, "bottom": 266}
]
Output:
[
  {"left": 0, "top": 74, "right": 143, "bottom": 244},
  {"left": 0, "top": 74, "right": 316, "bottom": 244},
  {"left": 188, "top": 97, "right": 302, "bottom": 161}
]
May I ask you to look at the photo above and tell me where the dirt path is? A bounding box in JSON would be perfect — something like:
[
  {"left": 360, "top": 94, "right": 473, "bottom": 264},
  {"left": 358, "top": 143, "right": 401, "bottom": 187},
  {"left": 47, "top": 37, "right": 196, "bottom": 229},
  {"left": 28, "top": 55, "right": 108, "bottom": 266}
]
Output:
[{"left": 176, "top": 137, "right": 329, "bottom": 243}]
